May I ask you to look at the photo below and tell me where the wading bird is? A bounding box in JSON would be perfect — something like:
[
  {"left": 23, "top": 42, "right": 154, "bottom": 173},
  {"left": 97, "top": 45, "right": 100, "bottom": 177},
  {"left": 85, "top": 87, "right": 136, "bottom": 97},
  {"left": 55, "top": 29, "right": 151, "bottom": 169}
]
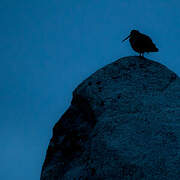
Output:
[{"left": 122, "top": 30, "right": 158, "bottom": 57}]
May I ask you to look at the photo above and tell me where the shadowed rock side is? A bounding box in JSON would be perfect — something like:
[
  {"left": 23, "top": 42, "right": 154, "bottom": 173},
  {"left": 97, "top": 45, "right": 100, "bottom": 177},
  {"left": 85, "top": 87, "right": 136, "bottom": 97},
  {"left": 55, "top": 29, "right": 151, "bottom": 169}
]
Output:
[{"left": 41, "top": 56, "right": 180, "bottom": 180}]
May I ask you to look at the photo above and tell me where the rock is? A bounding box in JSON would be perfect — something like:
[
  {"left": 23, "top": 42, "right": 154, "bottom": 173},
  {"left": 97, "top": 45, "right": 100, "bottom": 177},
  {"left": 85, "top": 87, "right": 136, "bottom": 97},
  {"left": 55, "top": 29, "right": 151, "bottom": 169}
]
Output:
[{"left": 40, "top": 56, "right": 180, "bottom": 180}]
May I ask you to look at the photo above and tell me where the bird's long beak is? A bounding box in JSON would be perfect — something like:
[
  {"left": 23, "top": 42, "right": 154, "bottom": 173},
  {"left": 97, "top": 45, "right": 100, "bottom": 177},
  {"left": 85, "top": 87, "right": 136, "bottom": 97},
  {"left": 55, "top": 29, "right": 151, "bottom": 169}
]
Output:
[{"left": 122, "top": 35, "right": 130, "bottom": 42}]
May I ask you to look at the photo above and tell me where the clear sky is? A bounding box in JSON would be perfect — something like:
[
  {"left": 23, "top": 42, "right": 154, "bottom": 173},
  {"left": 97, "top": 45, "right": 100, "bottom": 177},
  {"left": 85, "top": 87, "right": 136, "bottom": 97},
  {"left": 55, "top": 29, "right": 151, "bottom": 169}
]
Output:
[{"left": 0, "top": 0, "right": 180, "bottom": 179}]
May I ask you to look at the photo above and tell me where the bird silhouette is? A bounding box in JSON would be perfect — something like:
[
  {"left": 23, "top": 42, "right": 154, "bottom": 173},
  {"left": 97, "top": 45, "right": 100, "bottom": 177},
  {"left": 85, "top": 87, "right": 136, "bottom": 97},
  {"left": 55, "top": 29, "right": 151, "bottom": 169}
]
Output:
[{"left": 122, "top": 30, "right": 158, "bottom": 57}]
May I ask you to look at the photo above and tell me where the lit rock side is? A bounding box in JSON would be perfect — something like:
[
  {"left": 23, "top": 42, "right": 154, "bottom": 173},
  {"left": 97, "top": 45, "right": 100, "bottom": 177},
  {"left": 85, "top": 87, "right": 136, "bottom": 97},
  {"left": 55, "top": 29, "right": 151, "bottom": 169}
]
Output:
[{"left": 41, "top": 56, "right": 180, "bottom": 180}]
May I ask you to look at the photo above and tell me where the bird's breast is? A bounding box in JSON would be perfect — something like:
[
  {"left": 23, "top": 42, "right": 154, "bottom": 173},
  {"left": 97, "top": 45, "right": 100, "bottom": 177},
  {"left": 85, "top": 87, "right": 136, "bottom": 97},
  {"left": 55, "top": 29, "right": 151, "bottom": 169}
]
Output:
[{"left": 129, "top": 37, "right": 143, "bottom": 53}]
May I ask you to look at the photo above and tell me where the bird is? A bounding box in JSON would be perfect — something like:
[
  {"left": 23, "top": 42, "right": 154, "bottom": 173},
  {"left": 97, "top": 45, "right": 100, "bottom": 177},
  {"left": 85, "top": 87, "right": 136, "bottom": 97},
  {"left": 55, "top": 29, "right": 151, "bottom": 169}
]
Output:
[{"left": 122, "top": 30, "right": 158, "bottom": 57}]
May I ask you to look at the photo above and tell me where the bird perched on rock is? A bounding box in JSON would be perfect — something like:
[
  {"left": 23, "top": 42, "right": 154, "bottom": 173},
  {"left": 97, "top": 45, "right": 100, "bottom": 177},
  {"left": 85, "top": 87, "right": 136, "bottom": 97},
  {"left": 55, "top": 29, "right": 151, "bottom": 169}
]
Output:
[{"left": 122, "top": 30, "right": 158, "bottom": 57}]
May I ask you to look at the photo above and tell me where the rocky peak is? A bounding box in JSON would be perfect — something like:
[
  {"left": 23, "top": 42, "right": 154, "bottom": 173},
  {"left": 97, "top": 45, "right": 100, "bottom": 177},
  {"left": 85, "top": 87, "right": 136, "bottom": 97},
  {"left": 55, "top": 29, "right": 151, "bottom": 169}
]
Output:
[{"left": 41, "top": 56, "right": 180, "bottom": 180}]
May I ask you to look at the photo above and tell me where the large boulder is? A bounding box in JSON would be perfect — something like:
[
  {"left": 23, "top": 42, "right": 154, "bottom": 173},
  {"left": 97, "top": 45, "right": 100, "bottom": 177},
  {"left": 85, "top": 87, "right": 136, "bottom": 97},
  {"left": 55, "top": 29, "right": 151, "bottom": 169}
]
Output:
[{"left": 41, "top": 56, "right": 180, "bottom": 180}]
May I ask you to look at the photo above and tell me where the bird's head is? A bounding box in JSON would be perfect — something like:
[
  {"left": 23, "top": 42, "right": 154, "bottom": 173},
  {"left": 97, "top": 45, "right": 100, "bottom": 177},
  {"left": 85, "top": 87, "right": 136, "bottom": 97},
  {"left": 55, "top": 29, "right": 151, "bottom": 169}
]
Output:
[
  {"left": 122, "top": 30, "right": 140, "bottom": 42},
  {"left": 130, "top": 30, "right": 139, "bottom": 36}
]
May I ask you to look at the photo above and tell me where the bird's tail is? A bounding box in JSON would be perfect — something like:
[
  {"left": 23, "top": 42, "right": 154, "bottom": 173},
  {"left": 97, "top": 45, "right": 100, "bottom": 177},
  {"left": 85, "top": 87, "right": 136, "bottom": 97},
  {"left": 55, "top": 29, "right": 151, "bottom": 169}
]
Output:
[{"left": 152, "top": 47, "right": 159, "bottom": 52}]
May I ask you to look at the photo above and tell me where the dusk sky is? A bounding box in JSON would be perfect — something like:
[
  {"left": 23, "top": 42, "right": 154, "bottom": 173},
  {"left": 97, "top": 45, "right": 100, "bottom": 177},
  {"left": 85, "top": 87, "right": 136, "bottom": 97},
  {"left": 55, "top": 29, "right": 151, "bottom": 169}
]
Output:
[{"left": 1, "top": 1, "right": 180, "bottom": 179}]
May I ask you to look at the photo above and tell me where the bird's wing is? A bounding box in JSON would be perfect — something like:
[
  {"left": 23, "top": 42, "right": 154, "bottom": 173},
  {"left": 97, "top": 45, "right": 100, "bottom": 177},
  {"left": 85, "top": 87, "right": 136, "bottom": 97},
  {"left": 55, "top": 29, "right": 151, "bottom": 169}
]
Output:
[{"left": 141, "top": 34, "right": 158, "bottom": 52}]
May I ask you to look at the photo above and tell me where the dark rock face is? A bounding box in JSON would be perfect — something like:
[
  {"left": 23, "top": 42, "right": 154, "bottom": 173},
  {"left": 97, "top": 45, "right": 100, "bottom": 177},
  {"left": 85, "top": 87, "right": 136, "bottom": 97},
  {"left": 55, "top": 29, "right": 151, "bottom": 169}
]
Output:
[{"left": 41, "top": 56, "right": 180, "bottom": 180}]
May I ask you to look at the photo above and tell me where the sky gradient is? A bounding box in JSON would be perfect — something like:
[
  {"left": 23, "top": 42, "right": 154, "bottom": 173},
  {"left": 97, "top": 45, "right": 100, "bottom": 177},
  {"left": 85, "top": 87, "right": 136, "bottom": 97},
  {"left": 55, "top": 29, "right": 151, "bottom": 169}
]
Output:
[{"left": 1, "top": 1, "right": 180, "bottom": 179}]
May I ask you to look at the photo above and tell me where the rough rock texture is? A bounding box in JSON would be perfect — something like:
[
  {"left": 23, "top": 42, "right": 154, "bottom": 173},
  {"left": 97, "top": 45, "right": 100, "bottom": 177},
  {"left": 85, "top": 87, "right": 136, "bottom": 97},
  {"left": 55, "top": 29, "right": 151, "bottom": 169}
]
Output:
[{"left": 41, "top": 56, "right": 180, "bottom": 180}]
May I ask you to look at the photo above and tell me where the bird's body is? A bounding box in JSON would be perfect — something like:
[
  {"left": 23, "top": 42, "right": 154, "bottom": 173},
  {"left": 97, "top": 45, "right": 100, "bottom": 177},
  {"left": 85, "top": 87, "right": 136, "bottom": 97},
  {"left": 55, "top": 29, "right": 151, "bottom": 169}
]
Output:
[{"left": 122, "top": 30, "right": 158, "bottom": 56}]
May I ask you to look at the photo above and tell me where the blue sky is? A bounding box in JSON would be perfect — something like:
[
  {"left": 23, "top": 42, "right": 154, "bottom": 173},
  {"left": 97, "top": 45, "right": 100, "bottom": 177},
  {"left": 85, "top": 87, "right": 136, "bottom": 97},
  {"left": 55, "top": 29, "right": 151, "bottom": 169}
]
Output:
[{"left": 0, "top": 0, "right": 180, "bottom": 179}]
